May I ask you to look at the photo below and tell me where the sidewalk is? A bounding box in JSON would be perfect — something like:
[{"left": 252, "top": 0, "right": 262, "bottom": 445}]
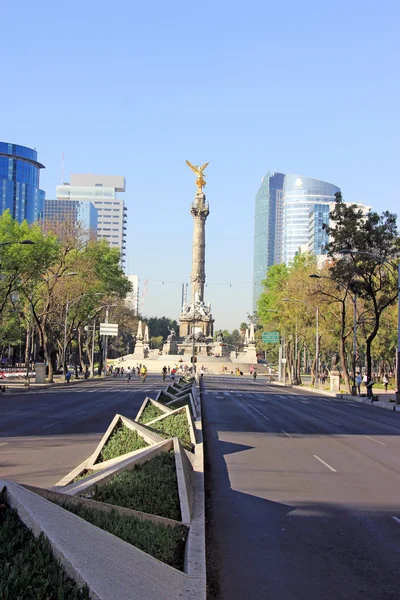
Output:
[
  {"left": 272, "top": 379, "right": 400, "bottom": 411},
  {"left": 0, "top": 376, "right": 105, "bottom": 394}
]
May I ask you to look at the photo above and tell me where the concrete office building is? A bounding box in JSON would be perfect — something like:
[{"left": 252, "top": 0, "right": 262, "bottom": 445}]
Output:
[
  {"left": 56, "top": 174, "right": 127, "bottom": 267},
  {"left": 0, "top": 141, "right": 45, "bottom": 223}
]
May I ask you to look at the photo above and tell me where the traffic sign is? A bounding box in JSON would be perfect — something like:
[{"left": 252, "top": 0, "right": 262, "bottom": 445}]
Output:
[
  {"left": 262, "top": 331, "right": 280, "bottom": 343},
  {"left": 100, "top": 323, "right": 118, "bottom": 336}
]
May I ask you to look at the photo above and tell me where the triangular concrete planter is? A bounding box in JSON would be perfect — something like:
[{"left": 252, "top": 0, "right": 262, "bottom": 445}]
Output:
[
  {"left": 165, "top": 392, "right": 197, "bottom": 419},
  {"left": 135, "top": 396, "right": 173, "bottom": 423},
  {"left": 52, "top": 437, "right": 195, "bottom": 527},
  {"left": 1, "top": 480, "right": 192, "bottom": 600},
  {"left": 146, "top": 405, "right": 197, "bottom": 451},
  {"left": 1, "top": 378, "right": 205, "bottom": 599},
  {"left": 88, "top": 414, "right": 165, "bottom": 469}
]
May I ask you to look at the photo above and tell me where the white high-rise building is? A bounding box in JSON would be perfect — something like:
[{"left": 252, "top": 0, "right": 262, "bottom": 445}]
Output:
[
  {"left": 126, "top": 275, "right": 139, "bottom": 314},
  {"left": 56, "top": 174, "right": 127, "bottom": 267}
]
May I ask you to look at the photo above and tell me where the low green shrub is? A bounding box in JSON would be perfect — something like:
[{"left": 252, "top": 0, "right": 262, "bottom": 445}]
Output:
[
  {"left": 0, "top": 499, "right": 90, "bottom": 599},
  {"left": 88, "top": 452, "right": 181, "bottom": 521},
  {"left": 52, "top": 500, "right": 187, "bottom": 571},
  {"left": 138, "top": 403, "right": 165, "bottom": 424},
  {"left": 97, "top": 424, "right": 148, "bottom": 463},
  {"left": 151, "top": 411, "right": 193, "bottom": 452}
]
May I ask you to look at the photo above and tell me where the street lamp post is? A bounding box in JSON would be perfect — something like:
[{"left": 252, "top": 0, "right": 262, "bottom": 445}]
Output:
[
  {"left": 191, "top": 309, "right": 196, "bottom": 373},
  {"left": 309, "top": 274, "right": 358, "bottom": 395},
  {"left": 315, "top": 306, "right": 319, "bottom": 389},
  {"left": 283, "top": 298, "right": 319, "bottom": 388},
  {"left": 25, "top": 272, "right": 76, "bottom": 383},
  {"left": 63, "top": 291, "right": 110, "bottom": 380}
]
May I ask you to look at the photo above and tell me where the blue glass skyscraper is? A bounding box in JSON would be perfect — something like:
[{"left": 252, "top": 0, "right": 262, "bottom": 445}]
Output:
[
  {"left": 252, "top": 171, "right": 284, "bottom": 311},
  {"left": 0, "top": 142, "right": 45, "bottom": 223}
]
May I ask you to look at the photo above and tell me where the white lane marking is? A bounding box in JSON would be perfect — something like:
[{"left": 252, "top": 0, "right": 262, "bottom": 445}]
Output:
[
  {"left": 300, "top": 400, "right": 310, "bottom": 404},
  {"left": 364, "top": 435, "right": 386, "bottom": 446},
  {"left": 313, "top": 455, "right": 337, "bottom": 472},
  {"left": 281, "top": 429, "right": 293, "bottom": 438},
  {"left": 5, "top": 410, "right": 20, "bottom": 415},
  {"left": 0, "top": 442, "right": 7, "bottom": 446},
  {"left": 42, "top": 421, "right": 60, "bottom": 429},
  {"left": 38, "top": 403, "right": 49, "bottom": 407},
  {"left": 240, "top": 398, "right": 270, "bottom": 421},
  {"left": 96, "top": 403, "right": 104, "bottom": 407},
  {"left": 392, "top": 517, "right": 400, "bottom": 526},
  {"left": 89, "top": 390, "right": 97, "bottom": 393},
  {"left": 321, "top": 416, "right": 341, "bottom": 425},
  {"left": 76, "top": 410, "right": 86, "bottom": 415}
]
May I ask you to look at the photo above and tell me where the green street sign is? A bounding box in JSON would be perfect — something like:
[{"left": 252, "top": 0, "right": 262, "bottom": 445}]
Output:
[{"left": 262, "top": 331, "right": 280, "bottom": 343}]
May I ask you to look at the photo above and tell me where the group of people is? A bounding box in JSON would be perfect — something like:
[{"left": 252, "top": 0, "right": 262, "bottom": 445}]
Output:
[
  {"left": 355, "top": 371, "right": 390, "bottom": 395},
  {"left": 108, "top": 364, "right": 147, "bottom": 382}
]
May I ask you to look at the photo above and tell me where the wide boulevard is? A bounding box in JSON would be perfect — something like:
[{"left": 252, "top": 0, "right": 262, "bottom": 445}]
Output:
[
  {"left": 0, "top": 374, "right": 164, "bottom": 487},
  {"left": 203, "top": 375, "right": 400, "bottom": 600}
]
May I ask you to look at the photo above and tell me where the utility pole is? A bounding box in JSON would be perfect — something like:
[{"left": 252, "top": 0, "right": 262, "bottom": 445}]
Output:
[
  {"left": 103, "top": 306, "right": 109, "bottom": 377},
  {"left": 91, "top": 319, "right": 96, "bottom": 378}
]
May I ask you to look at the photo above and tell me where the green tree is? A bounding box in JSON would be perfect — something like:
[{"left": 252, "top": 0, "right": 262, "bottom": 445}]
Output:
[
  {"left": 145, "top": 316, "right": 179, "bottom": 340},
  {"left": 324, "top": 196, "right": 400, "bottom": 384}
]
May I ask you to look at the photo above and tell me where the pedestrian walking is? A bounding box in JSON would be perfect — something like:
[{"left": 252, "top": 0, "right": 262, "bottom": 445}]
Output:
[
  {"left": 356, "top": 372, "right": 362, "bottom": 395},
  {"left": 65, "top": 371, "right": 71, "bottom": 385},
  {"left": 363, "top": 373, "right": 368, "bottom": 390},
  {"left": 383, "top": 372, "right": 389, "bottom": 392}
]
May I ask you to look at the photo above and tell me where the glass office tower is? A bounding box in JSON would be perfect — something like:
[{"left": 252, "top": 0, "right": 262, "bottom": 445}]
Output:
[
  {"left": 252, "top": 171, "right": 284, "bottom": 311},
  {"left": 44, "top": 199, "right": 98, "bottom": 237},
  {"left": 282, "top": 175, "right": 340, "bottom": 265},
  {"left": 0, "top": 142, "right": 45, "bottom": 223}
]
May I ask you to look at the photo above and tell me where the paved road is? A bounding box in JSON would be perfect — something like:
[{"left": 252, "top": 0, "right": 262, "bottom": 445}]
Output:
[
  {"left": 0, "top": 375, "right": 165, "bottom": 487},
  {"left": 203, "top": 376, "right": 400, "bottom": 600}
]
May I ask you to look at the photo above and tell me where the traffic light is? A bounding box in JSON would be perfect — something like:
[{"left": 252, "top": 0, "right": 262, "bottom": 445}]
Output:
[{"left": 191, "top": 356, "right": 197, "bottom": 363}]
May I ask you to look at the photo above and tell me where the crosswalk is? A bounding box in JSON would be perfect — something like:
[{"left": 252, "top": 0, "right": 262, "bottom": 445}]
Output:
[{"left": 43, "top": 386, "right": 156, "bottom": 394}]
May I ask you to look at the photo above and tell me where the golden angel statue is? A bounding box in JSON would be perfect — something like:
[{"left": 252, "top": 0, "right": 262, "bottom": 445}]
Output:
[{"left": 186, "top": 160, "right": 209, "bottom": 192}]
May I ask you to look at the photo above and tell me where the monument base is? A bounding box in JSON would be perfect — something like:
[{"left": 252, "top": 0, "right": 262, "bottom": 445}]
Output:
[
  {"left": 35, "top": 363, "right": 46, "bottom": 383},
  {"left": 163, "top": 340, "right": 178, "bottom": 355},
  {"left": 330, "top": 371, "right": 340, "bottom": 392},
  {"left": 179, "top": 315, "right": 214, "bottom": 339}
]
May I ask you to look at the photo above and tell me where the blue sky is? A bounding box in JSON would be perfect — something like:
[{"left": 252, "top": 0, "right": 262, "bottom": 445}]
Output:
[{"left": 1, "top": 0, "right": 399, "bottom": 329}]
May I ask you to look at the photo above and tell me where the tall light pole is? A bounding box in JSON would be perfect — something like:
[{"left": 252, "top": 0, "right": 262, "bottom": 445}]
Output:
[
  {"left": 283, "top": 298, "right": 319, "bottom": 388},
  {"left": 63, "top": 291, "right": 108, "bottom": 380},
  {"left": 309, "top": 274, "right": 358, "bottom": 395},
  {"left": 339, "top": 249, "right": 400, "bottom": 403},
  {"left": 25, "top": 272, "right": 76, "bottom": 382}
]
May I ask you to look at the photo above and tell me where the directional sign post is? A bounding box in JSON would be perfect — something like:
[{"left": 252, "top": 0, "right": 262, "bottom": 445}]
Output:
[{"left": 262, "top": 331, "right": 280, "bottom": 343}]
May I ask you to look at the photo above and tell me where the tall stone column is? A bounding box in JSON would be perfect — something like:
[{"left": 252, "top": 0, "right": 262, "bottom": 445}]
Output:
[{"left": 190, "top": 191, "right": 209, "bottom": 303}]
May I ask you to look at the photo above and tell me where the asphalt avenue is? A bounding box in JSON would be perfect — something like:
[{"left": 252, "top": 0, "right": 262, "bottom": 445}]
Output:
[
  {"left": 0, "top": 374, "right": 165, "bottom": 487},
  {"left": 202, "top": 375, "right": 400, "bottom": 600}
]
